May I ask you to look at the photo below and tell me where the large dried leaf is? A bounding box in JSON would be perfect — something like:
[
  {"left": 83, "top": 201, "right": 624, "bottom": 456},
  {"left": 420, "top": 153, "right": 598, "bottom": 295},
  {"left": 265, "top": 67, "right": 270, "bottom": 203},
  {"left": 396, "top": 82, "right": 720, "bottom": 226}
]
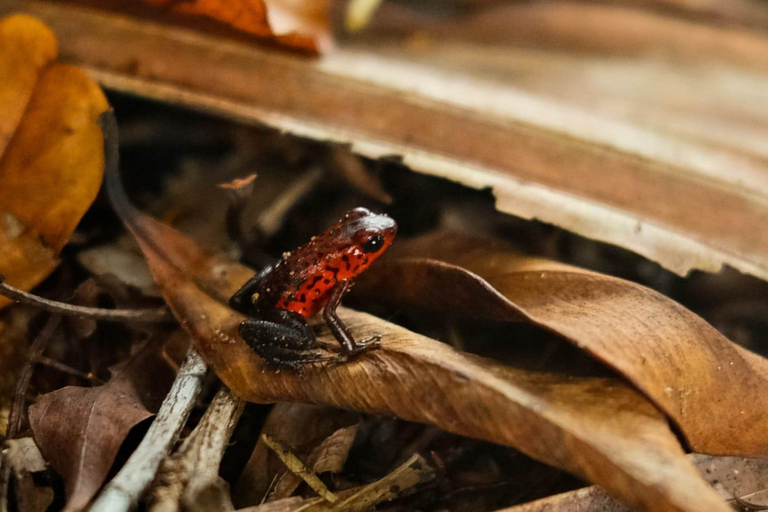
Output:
[
  {"left": 5, "top": 2, "right": 768, "bottom": 283},
  {"left": 105, "top": 166, "right": 729, "bottom": 511},
  {"left": 354, "top": 232, "right": 768, "bottom": 457},
  {"left": 28, "top": 341, "right": 175, "bottom": 512},
  {"left": 500, "top": 454, "right": 768, "bottom": 511},
  {"left": 0, "top": 14, "right": 108, "bottom": 309}
]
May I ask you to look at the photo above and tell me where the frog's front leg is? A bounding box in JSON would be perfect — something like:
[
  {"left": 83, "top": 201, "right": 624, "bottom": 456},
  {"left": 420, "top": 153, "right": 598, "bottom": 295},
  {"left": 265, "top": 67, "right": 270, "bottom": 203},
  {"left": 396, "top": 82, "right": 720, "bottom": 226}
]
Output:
[
  {"left": 323, "top": 280, "right": 381, "bottom": 356},
  {"left": 239, "top": 309, "right": 337, "bottom": 370}
]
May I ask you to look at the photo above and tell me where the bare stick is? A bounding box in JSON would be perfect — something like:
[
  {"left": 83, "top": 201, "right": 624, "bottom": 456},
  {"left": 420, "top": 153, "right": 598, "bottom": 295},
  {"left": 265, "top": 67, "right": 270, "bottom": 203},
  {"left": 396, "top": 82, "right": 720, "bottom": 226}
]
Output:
[
  {"left": 0, "top": 276, "right": 172, "bottom": 322},
  {"left": 89, "top": 348, "right": 207, "bottom": 512},
  {"left": 150, "top": 385, "right": 245, "bottom": 512}
]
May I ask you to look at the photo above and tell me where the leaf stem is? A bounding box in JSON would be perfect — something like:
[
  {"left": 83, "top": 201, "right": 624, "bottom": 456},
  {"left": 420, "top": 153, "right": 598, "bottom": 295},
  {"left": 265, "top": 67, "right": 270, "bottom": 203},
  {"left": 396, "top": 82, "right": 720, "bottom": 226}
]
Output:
[{"left": 0, "top": 275, "right": 172, "bottom": 323}]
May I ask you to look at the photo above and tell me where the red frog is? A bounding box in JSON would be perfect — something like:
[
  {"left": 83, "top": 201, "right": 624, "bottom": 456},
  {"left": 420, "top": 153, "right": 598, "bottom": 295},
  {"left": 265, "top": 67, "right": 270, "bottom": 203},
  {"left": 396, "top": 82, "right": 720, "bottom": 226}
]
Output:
[{"left": 229, "top": 207, "right": 397, "bottom": 370}]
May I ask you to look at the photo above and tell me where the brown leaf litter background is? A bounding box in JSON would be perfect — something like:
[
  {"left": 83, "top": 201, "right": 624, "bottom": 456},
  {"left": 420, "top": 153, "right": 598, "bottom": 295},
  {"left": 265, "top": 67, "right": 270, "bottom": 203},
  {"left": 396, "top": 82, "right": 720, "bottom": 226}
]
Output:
[
  {"left": 107, "top": 161, "right": 738, "bottom": 511},
  {"left": 3, "top": 2, "right": 768, "bottom": 512},
  {"left": 28, "top": 341, "right": 175, "bottom": 512}
]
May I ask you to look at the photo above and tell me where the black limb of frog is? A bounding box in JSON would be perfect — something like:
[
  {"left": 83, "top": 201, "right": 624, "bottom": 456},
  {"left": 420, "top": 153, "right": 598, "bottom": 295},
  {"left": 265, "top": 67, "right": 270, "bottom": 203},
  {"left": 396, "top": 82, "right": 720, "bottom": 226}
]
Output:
[{"left": 229, "top": 269, "right": 379, "bottom": 371}]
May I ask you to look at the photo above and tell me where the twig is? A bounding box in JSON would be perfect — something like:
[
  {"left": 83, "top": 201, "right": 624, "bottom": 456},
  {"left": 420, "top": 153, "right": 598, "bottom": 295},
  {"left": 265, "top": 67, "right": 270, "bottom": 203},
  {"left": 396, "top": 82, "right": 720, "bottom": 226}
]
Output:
[
  {"left": 0, "top": 276, "right": 172, "bottom": 322},
  {"left": 237, "top": 454, "right": 436, "bottom": 512},
  {"left": 732, "top": 491, "right": 768, "bottom": 511},
  {"left": 34, "top": 355, "right": 104, "bottom": 384},
  {"left": 261, "top": 434, "right": 339, "bottom": 504},
  {"left": 89, "top": 348, "right": 207, "bottom": 512},
  {"left": 256, "top": 168, "right": 323, "bottom": 239},
  {"left": 219, "top": 174, "right": 258, "bottom": 253},
  {"left": 150, "top": 385, "right": 245, "bottom": 512},
  {"left": 327, "top": 453, "right": 435, "bottom": 512}
]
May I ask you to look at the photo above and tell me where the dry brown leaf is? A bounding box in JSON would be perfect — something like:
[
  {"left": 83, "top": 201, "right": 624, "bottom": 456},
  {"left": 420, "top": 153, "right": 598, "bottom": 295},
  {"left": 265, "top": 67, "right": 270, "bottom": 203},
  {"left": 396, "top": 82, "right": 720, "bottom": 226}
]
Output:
[
  {"left": 101, "top": 115, "right": 730, "bottom": 512},
  {"left": 234, "top": 403, "right": 359, "bottom": 506},
  {"left": 0, "top": 14, "right": 108, "bottom": 309},
  {"left": 69, "top": 0, "right": 326, "bottom": 54},
  {"left": 369, "top": 2, "right": 768, "bottom": 71},
  {"left": 7, "top": 2, "right": 768, "bottom": 284},
  {"left": 148, "top": 0, "right": 322, "bottom": 53},
  {"left": 498, "top": 454, "right": 768, "bottom": 511},
  {"left": 28, "top": 340, "right": 175, "bottom": 512},
  {"left": 354, "top": 232, "right": 768, "bottom": 457}
]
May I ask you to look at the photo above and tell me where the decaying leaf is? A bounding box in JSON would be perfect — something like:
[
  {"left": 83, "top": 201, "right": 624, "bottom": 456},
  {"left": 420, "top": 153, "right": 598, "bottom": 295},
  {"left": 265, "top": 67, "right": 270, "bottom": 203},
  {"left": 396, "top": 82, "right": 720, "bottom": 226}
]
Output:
[
  {"left": 102, "top": 116, "right": 731, "bottom": 511},
  {"left": 5, "top": 438, "right": 54, "bottom": 512},
  {"left": 354, "top": 232, "right": 768, "bottom": 457},
  {"left": 235, "top": 403, "right": 359, "bottom": 506},
  {"left": 28, "top": 340, "right": 175, "bottom": 511},
  {"left": 0, "top": 14, "right": 108, "bottom": 309}
]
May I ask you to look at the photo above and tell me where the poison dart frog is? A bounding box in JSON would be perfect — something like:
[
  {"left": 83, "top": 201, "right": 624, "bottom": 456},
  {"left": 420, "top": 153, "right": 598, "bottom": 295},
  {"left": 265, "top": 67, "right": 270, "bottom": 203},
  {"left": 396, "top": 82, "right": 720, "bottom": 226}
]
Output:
[{"left": 229, "top": 207, "right": 397, "bottom": 370}]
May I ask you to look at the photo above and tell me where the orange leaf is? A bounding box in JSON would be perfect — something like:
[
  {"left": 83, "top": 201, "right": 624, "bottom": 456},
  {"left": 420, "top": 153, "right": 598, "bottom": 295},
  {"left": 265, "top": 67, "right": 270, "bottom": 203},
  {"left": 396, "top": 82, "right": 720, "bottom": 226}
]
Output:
[
  {"left": 141, "top": 0, "right": 325, "bottom": 54},
  {"left": 0, "top": 14, "right": 108, "bottom": 309}
]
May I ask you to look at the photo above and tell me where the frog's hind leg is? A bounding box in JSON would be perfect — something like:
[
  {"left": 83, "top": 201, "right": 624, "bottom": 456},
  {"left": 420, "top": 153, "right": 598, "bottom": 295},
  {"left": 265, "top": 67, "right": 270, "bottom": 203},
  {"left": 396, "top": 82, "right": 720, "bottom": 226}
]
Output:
[{"left": 239, "top": 317, "right": 332, "bottom": 370}]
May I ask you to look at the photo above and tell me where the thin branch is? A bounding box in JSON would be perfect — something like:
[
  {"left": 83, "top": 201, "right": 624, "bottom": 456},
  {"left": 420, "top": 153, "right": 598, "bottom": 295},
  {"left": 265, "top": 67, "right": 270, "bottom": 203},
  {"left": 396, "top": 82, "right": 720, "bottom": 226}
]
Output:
[
  {"left": 149, "top": 385, "right": 245, "bottom": 512},
  {"left": 0, "top": 275, "right": 172, "bottom": 323},
  {"left": 219, "top": 173, "right": 258, "bottom": 253},
  {"left": 89, "top": 348, "right": 207, "bottom": 512},
  {"left": 34, "top": 355, "right": 105, "bottom": 384}
]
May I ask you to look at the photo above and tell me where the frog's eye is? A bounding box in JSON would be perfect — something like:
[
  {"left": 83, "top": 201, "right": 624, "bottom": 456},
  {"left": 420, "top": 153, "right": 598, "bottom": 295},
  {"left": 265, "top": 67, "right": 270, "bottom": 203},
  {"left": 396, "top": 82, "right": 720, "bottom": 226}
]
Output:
[{"left": 362, "top": 234, "right": 385, "bottom": 253}]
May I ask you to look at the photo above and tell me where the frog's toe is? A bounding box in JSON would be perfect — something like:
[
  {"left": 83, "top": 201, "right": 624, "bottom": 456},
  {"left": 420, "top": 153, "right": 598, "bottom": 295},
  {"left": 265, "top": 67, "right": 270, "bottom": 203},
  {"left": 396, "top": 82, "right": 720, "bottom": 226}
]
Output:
[{"left": 346, "top": 334, "right": 382, "bottom": 355}]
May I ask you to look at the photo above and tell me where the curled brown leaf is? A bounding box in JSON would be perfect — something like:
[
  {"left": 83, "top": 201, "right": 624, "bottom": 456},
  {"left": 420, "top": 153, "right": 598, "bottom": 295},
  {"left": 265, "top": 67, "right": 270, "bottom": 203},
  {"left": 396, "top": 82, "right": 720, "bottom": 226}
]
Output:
[{"left": 354, "top": 232, "right": 768, "bottom": 457}]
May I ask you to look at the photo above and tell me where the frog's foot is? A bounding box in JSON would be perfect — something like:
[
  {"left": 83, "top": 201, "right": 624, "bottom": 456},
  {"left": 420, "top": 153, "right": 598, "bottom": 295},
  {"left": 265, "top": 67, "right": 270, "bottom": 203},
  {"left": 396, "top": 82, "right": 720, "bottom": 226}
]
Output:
[{"left": 343, "top": 334, "right": 382, "bottom": 357}]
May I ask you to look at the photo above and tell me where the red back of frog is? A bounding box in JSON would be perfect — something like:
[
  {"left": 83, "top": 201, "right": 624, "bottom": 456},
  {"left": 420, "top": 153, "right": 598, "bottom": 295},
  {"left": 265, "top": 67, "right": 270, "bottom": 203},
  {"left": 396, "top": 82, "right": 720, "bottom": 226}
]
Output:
[{"left": 262, "top": 208, "right": 397, "bottom": 318}]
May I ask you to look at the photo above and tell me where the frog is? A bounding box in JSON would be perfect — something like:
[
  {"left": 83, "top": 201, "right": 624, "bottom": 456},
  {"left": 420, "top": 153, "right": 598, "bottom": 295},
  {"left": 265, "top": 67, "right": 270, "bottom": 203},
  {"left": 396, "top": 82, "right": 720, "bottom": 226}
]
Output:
[{"left": 229, "top": 207, "right": 397, "bottom": 370}]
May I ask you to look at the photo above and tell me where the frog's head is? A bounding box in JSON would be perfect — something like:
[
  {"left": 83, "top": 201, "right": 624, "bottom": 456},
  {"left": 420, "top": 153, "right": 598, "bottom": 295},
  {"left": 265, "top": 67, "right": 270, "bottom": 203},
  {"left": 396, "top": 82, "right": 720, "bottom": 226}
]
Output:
[{"left": 336, "top": 207, "right": 397, "bottom": 277}]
